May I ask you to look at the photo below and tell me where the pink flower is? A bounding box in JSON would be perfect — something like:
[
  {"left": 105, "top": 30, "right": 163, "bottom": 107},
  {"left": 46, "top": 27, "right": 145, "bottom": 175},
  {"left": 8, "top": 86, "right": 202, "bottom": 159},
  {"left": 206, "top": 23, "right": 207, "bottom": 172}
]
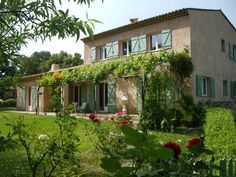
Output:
[
  {"left": 164, "top": 141, "right": 181, "bottom": 160},
  {"left": 187, "top": 137, "right": 202, "bottom": 149},
  {"left": 117, "top": 112, "right": 123, "bottom": 116},
  {"left": 88, "top": 114, "right": 95, "bottom": 120}
]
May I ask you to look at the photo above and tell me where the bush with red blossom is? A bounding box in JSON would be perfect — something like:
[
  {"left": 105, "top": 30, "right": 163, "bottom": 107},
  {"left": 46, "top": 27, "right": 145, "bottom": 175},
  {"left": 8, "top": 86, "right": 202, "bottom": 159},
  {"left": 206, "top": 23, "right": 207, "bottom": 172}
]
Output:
[
  {"left": 88, "top": 114, "right": 95, "bottom": 120},
  {"left": 187, "top": 137, "right": 202, "bottom": 149},
  {"left": 163, "top": 141, "right": 181, "bottom": 160}
]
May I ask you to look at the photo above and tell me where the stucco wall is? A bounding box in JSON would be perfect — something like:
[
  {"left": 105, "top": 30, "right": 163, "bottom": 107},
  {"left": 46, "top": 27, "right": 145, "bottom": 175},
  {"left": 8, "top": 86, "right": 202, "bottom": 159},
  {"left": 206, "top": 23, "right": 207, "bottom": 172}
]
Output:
[
  {"left": 83, "top": 15, "right": 191, "bottom": 64},
  {"left": 116, "top": 78, "right": 137, "bottom": 114},
  {"left": 189, "top": 10, "right": 236, "bottom": 103}
]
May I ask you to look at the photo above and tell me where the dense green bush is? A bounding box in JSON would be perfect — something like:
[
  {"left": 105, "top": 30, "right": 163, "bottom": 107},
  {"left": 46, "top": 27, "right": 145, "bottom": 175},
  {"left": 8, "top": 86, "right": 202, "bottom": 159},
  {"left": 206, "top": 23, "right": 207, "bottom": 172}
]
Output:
[
  {"left": 191, "top": 105, "right": 206, "bottom": 127},
  {"left": 4, "top": 99, "right": 16, "bottom": 107},
  {"left": 204, "top": 108, "right": 236, "bottom": 161}
]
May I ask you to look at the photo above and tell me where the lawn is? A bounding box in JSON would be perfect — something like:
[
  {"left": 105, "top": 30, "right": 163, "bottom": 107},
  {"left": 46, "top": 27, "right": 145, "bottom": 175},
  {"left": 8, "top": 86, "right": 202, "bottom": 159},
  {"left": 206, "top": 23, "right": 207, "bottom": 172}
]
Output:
[{"left": 0, "top": 111, "right": 201, "bottom": 177}]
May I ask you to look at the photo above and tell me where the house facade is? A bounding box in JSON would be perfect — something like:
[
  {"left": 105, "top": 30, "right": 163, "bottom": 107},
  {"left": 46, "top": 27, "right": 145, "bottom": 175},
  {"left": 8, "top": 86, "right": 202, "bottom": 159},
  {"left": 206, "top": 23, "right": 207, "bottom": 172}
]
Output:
[{"left": 17, "top": 8, "right": 236, "bottom": 113}]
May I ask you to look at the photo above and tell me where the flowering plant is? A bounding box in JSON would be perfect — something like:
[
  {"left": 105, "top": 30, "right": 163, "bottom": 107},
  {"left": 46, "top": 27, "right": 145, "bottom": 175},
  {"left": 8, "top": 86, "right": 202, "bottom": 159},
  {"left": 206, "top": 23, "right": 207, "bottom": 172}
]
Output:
[
  {"left": 187, "top": 137, "right": 202, "bottom": 149},
  {"left": 88, "top": 114, "right": 95, "bottom": 120},
  {"left": 163, "top": 141, "right": 181, "bottom": 160}
]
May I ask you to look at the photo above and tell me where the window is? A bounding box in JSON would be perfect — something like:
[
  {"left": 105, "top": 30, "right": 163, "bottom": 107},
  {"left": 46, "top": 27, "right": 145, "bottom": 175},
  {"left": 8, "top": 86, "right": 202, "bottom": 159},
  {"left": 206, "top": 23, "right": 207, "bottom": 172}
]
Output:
[
  {"left": 202, "top": 77, "right": 208, "bottom": 96},
  {"left": 223, "top": 80, "right": 228, "bottom": 96},
  {"left": 150, "top": 34, "right": 162, "bottom": 50},
  {"left": 229, "top": 43, "right": 236, "bottom": 60},
  {"left": 122, "top": 40, "right": 132, "bottom": 55},
  {"left": 221, "top": 39, "right": 225, "bottom": 52},
  {"left": 196, "top": 75, "right": 215, "bottom": 97},
  {"left": 100, "top": 46, "right": 106, "bottom": 60},
  {"left": 90, "top": 47, "right": 96, "bottom": 62},
  {"left": 231, "top": 81, "right": 236, "bottom": 98}
]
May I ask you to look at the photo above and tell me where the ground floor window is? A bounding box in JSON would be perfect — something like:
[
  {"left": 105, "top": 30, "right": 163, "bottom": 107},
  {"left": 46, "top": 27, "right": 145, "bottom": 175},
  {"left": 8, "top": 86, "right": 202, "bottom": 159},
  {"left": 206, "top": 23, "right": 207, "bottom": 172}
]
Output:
[
  {"left": 223, "top": 80, "right": 228, "bottom": 96},
  {"left": 231, "top": 81, "right": 236, "bottom": 98},
  {"left": 74, "top": 86, "right": 82, "bottom": 106},
  {"left": 196, "top": 75, "right": 215, "bottom": 97}
]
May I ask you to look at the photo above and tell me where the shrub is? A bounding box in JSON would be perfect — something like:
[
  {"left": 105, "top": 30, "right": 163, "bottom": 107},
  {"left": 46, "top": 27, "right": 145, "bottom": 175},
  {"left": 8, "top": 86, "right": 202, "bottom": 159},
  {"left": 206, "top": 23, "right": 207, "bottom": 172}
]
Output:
[
  {"left": 4, "top": 99, "right": 16, "bottom": 107},
  {"left": 191, "top": 105, "right": 206, "bottom": 127},
  {"left": 204, "top": 108, "right": 236, "bottom": 161}
]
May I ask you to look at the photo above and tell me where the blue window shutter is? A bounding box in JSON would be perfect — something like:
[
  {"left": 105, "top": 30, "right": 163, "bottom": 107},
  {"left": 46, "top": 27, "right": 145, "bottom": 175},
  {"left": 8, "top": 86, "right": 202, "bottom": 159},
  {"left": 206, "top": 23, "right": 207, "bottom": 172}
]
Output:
[
  {"left": 131, "top": 36, "right": 139, "bottom": 54},
  {"left": 31, "top": 86, "right": 38, "bottom": 111},
  {"left": 105, "top": 42, "right": 112, "bottom": 58},
  {"left": 136, "top": 78, "right": 143, "bottom": 113},
  {"left": 112, "top": 41, "right": 119, "bottom": 57},
  {"left": 196, "top": 75, "right": 202, "bottom": 97},
  {"left": 139, "top": 35, "right": 146, "bottom": 52},
  {"left": 210, "top": 78, "right": 215, "bottom": 97},
  {"left": 21, "top": 86, "right": 26, "bottom": 111},
  {"left": 90, "top": 47, "right": 96, "bottom": 62},
  {"left": 107, "top": 81, "right": 116, "bottom": 113},
  {"left": 162, "top": 29, "right": 172, "bottom": 49},
  {"left": 81, "top": 84, "right": 87, "bottom": 103},
  {"left": 89, "top": 84, "right": 95, "bottom": 113}
]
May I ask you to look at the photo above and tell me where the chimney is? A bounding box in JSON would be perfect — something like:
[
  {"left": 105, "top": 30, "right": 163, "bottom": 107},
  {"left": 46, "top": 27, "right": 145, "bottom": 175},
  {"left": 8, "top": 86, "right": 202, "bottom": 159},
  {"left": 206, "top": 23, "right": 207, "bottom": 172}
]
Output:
[
  {"left": 51, "top": 63, "right": 60, "bottom": 71},
  {"left": 130, "top": 18, "right": 139, "bottom": 24}
]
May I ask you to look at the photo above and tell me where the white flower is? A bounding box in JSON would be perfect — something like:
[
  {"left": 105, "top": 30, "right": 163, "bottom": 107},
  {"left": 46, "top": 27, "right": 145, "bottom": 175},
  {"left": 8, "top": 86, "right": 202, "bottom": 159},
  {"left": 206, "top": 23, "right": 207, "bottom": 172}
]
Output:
[{"left": 38, "top": 134, "right": 49, "bottom": 141}]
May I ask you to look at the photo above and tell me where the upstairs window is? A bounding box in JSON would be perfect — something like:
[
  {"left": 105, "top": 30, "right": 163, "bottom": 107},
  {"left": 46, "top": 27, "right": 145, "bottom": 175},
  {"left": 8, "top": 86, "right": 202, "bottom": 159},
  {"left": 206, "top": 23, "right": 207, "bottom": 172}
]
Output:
[
  {"left": 90, "top": 47, "right": 96, "bottom": 62},
  {"left": 150, "top": 34, "right": 162, "bottom": 50},
  {"left": 221, "top": 39, "right": 225, "bottom": 52},
  {"left": 122, "top": 40, "right": 132, "bottom": 56},
  {"left": 223, "top": 80, "right": 228, "bottom": 96},
  {"left": 229, "top": 43, "right": 236, "bottom": 60},
  {"left": 100, "top": 46, "right": 106, "bottom": 60},
  {"left": 150, "top": 29, "right": 172, "bottom": 51}
]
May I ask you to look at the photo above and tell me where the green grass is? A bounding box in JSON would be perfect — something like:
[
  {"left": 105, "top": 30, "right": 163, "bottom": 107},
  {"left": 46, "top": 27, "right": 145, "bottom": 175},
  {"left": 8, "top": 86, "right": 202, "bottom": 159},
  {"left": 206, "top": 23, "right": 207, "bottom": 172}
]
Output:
[{"left": 0, "top": 111, "right": 201, "bottom": 176}]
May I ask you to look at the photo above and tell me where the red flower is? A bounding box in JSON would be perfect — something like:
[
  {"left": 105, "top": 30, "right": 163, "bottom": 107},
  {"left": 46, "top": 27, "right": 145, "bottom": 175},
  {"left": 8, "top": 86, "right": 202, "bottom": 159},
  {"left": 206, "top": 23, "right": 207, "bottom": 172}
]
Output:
[
  {"left": 117, "top": 112, "right": 123, "bottom": 116},
  {"left": 164, "top": 141, "right": 181, "bottom": 160},
  {"left": 121, "top": 119, "right": 127, "bottom": 125},
  {"left": 110, "top": 117, "right": 115, "bottom": 121},
  {"left": 88, "top": 114, "right": 95, "bottom": 120},
  {"left": 54, "top": 74, "right": 62, "bottom": 81},
  {"left": 94, "top": 118, "right": 101, "bottom": 124},
  {"left": 187, "top": 137, "right": 202, "bottom": 149}
]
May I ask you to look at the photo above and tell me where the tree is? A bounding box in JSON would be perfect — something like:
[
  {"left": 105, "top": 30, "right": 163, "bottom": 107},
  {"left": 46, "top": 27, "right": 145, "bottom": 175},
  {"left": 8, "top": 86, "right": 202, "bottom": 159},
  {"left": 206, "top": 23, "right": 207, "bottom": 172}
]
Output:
[{"left": 0, "top": 0, "right": 99, "bottom": 95}]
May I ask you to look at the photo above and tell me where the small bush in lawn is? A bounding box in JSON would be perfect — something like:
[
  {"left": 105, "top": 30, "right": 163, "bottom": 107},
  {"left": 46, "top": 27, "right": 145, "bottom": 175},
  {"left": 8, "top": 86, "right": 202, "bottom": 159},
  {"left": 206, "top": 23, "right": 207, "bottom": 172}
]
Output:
[
  {"left": 204, "top": 108, "right": 236, "bottom": 161},
  {"left": 0, "top": 99, "right": 16, "bottom": 107}
]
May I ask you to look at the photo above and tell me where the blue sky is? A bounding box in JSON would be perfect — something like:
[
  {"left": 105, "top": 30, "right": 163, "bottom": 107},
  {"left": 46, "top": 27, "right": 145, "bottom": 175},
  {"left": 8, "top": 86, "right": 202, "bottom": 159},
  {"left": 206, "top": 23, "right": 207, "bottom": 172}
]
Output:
[{"left": 20, "top": 0, "right": 236, "bottom": 57}]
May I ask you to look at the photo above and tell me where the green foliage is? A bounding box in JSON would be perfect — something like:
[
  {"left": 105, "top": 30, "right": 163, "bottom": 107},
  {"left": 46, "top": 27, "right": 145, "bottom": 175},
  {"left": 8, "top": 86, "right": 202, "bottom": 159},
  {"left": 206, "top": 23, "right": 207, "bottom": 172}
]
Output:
[
  {"left": 92, "top": 122, "right": 214, "bottom": 176},
  {"left": 204, "top": 108, "right": 236, "bottom": 161},
  {"left": 39, "top": 51, "right": 173, "bottom": 86},
  {"left": 169, "top": 49, "right": 193, "bottom": 96},
  {"left": 191, "top": 105, "right": 206, "bottom": 127},
  {"left": 0, "top": 99, "right": 17, "bottom": 107},
  {"left": 0, "top": 132, "right": 17, "bottom": 153},
  {"left": 142, "top": 70, "right": 175, "bottom": 129}
]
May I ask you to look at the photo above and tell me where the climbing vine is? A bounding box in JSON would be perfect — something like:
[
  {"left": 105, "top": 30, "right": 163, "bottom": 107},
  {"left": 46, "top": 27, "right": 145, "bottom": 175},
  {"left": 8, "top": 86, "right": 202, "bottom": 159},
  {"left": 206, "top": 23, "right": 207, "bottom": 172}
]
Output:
[{"left": 37, "top": 50, "right": 174, "bottom": 86}]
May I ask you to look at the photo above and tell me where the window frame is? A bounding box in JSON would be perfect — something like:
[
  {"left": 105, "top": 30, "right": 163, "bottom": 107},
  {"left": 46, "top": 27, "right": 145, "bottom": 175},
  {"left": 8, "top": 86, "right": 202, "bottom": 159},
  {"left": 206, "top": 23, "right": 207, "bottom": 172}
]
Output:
[
  {"left": 202, "top": 77, "right": 208, "bottom": 97},
  {"left": 122, "top": 40, "right": 132, "bottom": 56},
  {"left": 99, "top": 46, "right": 107, "bottom": 60},
  {"left": 150, "top": 33, "right": 163, "bottom": 51}
]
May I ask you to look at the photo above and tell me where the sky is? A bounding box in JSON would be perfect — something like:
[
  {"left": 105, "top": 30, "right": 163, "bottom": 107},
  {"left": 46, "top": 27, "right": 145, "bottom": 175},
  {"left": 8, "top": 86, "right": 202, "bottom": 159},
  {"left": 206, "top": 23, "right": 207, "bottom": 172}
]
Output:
[{"left": 20, "top": 0, "right": 236, "bottom": 58}]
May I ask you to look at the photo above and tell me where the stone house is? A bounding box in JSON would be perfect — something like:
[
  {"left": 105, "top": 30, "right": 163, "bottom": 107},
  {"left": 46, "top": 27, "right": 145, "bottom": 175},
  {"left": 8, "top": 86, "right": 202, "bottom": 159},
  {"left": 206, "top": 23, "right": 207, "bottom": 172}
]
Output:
[{"left": 17, "top": 8, "right": 236, "bottom": 113}]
